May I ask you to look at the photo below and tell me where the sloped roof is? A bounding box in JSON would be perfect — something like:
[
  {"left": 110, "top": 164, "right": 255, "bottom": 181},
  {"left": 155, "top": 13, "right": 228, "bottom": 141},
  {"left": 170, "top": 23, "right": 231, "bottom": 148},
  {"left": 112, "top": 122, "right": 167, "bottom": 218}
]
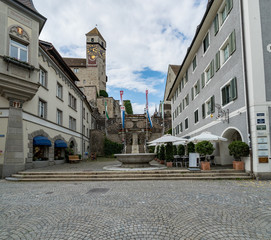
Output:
[
  {"left": 63, "top": 58, "right": 86, "bottom": 67},
  {"left": 86, "top": 27, "right": 105, "bottom": 43},
  {"left": 16, "top": 0, "right": 38, "bottom": 13},
  {"left": 39, "top": 40, "right": 79, "bottom": 82},
  {"left": 169, "top": 65, "right": 181, "bottom": 76}
]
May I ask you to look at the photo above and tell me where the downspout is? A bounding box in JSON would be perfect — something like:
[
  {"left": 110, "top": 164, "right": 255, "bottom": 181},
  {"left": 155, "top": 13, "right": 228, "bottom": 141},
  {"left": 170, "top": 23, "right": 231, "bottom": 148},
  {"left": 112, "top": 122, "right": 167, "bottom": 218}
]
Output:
[
  {"left": 81, "top": 98, "right": 84, "bottom": 159},
  {"left": 240, "top": 0, "right": 253, "bottom": 175}
]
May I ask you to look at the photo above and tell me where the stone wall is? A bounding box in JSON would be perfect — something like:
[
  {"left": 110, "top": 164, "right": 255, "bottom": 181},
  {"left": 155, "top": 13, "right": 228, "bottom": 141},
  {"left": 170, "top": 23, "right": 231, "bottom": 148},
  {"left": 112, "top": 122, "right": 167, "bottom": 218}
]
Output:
[{"left": 90, "top": 129, "right": 105, "bottom": 156}]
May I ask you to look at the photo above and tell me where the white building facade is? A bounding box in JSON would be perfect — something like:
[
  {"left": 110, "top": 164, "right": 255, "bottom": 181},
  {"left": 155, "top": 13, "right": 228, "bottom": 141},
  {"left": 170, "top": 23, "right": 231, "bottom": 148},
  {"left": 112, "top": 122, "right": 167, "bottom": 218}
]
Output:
[{"left": 167, "top": 0, "right": 271, "bottom": 179}]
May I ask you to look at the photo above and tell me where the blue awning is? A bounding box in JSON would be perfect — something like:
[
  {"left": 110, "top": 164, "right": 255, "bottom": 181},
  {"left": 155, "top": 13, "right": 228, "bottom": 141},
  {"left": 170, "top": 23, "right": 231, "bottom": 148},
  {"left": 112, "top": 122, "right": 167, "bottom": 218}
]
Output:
[
  {"left": 54, "top": 139, "right": 68, "bottom": 148},
  {"left": 33, "top": 136, "right": 51, "bottom": 146}
]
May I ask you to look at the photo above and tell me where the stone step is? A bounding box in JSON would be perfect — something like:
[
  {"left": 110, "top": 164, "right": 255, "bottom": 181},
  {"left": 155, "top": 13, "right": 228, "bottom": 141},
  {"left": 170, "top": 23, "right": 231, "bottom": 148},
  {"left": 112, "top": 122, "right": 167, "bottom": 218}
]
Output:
[
  {"left": 12, "top": 172, "right": 250, "bottom": 179},
  {"left": 17, "top": 169, "right": 245, "bottom": 176},
  {"left": 6, "top": 175, "right": 253, "bottom": 182}
]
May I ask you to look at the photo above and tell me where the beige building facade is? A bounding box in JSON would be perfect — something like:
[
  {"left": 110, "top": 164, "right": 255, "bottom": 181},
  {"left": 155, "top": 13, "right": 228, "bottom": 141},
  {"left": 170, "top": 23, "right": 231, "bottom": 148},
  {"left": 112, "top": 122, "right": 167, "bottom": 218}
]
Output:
[{"left": 0, "top": 0, "right": 95, "bottom": 178}]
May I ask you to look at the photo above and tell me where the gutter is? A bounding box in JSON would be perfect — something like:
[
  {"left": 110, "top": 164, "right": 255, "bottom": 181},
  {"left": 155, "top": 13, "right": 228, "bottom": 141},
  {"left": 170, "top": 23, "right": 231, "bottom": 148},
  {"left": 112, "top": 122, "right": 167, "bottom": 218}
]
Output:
[{"left": 239, "top": 0, "right": 253, "bottom": 175}]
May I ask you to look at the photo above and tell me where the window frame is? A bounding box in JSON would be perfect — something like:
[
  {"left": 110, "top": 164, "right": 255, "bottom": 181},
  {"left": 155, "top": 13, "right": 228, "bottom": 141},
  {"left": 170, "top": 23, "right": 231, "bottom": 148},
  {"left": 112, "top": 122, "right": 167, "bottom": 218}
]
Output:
[
  {"left": 56, "top": 82, "right": 63, "bottom": 100},
  {"left": 39, "top": 67, "right": 47, "bottom": 88},
  {"left": 192, "top": 55, "right": 197, "bottom": 72},
  {"left": 56, "top": 109, "right": 63, "bottom": 125},
  {"left": 185, "top": 118, "right": 189, "bottom": 130},
  {"left": 203, "top": 32, "right": 210, "bottom": 54},
  {"left": 38, "top": 99, "right": 47, "bottom": 119},
  {"left": 9, "top": 39, "right": 28, "bottom": 62},
  {"left": 68, "top": 93, "right": 77, "bottom": 111},
  {"left": 194, "top": 109, "right": 199, "bottom": 124},
  {"left": 69, "top": 116, "right": 76, "bottom": 131}
]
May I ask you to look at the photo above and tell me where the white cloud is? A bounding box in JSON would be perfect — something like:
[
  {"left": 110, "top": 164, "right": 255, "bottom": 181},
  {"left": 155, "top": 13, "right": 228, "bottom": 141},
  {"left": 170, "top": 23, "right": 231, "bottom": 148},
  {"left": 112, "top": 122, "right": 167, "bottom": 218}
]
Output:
[{"left": 33, "top": 0, "right": 207, "bottom": 108}]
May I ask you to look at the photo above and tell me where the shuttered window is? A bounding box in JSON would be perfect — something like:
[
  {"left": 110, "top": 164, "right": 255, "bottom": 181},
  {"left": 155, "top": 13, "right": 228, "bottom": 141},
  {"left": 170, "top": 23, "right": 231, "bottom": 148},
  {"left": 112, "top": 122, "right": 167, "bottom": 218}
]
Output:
[{"left": 222, "top": 77, "right": 237, "bottom": 106}]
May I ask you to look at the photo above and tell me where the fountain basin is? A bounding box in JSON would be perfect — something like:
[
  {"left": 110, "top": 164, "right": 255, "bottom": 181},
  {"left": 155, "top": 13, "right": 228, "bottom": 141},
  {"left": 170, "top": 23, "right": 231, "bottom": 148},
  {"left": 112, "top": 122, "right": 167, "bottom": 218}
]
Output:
[{"left": 114, "top": 153, "right": 156, "bottom": 168}]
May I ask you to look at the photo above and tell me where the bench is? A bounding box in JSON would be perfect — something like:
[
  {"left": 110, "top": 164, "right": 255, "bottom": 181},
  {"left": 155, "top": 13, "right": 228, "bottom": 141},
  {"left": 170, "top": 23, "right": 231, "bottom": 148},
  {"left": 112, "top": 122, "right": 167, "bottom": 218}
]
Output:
[{"left": 68, "top": 155, "right": 81, "bottom": 163}]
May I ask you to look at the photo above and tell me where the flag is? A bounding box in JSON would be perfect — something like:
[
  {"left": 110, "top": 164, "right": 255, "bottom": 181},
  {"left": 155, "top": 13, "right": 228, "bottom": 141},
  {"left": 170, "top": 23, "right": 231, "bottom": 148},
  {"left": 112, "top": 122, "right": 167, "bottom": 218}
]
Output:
[
  {"left": 121, "top": 106, "right": 125, "bottom": 128},
  {"left": 105, "top": 100, "right": 109, "bottom": 120},
  {"left": 146, "top": 109, "right": 153, "bottom": 128}
]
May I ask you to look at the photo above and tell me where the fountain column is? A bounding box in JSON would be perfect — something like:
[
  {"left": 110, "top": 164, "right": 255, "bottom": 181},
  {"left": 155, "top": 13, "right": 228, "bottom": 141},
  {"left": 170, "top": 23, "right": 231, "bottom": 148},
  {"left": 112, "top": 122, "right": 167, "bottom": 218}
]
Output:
[{"left": 131, "top": 133, "right": 139, "bottom": 154}]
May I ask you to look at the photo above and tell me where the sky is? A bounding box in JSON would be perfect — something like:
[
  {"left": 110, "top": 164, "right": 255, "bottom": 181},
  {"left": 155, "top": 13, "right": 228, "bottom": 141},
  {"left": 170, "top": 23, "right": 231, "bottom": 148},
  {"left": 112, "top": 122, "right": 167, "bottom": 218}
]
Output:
[{"left": 33, "top": 0, "right": 208, "bottom": 115}]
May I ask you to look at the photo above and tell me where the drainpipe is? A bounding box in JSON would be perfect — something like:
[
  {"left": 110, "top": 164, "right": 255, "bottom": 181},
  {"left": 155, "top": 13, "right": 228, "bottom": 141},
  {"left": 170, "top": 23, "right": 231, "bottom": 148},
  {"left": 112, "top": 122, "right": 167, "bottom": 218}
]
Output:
[
  {"left": 81, "top": 98, "right": 84, "bottom": 158},
  {"left": 240, "top": 0, "right": 254, "bottom": 175}
]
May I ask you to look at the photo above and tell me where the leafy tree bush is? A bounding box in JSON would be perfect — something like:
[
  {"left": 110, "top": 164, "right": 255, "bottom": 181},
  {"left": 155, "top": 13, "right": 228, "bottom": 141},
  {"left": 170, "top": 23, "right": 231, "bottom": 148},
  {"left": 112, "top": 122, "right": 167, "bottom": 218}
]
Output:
[
  {"left": 166, "top": 128, "right": 172, "bottom": 134},
  {"left": 99, "top": 90, "right": 108, "bottom": 97},
  {"left": 228, "top": 141, "right": 249, "bottom": 161},
  {"left": 160, "top": 144, "right": 165, "bottom": 160},
  {"left": 156, "top": 145, "right": 160, "bottom": 159},
  {"left": 195, "top": 141, "right": 215, "bottom": 157},
  {"left": 165, "top": 143, "right": 174, "bottom": 162},
  {"left": 123, "top": 100, "right": 133, "bottom": 114},
  {"left": 177, "top": 144, "right": 185, "bottom": 156},
  {"left": 173, "top": 145, "right": 177, "bottom": 155},
  {"left": 104, "top": 138, "right": 123, "bottom": 156},
  {"left": 187, "top": 142, "right": 195, "bottom": 154},
  {"left": 148, "top": 146, "right": 155, "bottom": 153}
]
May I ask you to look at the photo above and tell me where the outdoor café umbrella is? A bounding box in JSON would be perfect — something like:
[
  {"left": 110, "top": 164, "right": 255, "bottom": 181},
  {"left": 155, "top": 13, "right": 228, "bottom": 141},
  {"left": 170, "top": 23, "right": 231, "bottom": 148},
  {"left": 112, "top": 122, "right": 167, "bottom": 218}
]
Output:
[
  {"left": 189, "top": 131, "right": 227, "bottom": 143},
  {"left": 173, "top": 140, "right": 186, "bottom": 146},
  {"left": 148, "top": 134, "right": 187, "bottom": 144}
]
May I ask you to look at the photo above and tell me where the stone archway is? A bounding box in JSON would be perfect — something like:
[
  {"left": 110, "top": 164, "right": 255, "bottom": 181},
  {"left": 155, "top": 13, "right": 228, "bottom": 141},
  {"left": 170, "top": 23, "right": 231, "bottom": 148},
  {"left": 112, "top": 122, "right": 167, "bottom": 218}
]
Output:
[
  {"left": 219, "top": 128, "right": 243, "bottom": 165},
  {"left": 52, "top": 135, "right": 68, "bottom": 161},
  {"left": 68, "top": 137, "right": 78, "bottom": 154},
  {"left": 27, "top": 130, "right": 53, "bottom": 164}
]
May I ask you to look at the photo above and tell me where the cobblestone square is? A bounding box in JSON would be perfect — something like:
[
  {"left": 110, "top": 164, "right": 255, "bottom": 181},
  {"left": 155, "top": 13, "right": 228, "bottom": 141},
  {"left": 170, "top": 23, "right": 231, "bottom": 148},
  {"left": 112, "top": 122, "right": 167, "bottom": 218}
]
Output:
[{"left": 0, "top": 180, "right": 271, "bottom": 240}]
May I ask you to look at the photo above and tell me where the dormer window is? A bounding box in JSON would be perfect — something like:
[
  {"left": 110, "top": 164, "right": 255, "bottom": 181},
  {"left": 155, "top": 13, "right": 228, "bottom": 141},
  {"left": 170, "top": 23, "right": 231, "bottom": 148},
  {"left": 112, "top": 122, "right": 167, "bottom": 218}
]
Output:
[
  {"left": 10, "top": 39, "right": 28, "bottom": 62},
  {"left": 91, "top": 38, "right": 94, "bottom": 42}
]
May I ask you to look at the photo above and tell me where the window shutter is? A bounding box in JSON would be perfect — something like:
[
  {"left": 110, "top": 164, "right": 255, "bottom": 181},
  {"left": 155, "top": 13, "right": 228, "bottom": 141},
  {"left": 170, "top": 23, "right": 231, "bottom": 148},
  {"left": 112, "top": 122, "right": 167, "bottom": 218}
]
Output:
[
  {"left": 186, "top": 70, "right": 188, "bottom": 82},
  {"left": 229, "top": 30, "right": 236, "bottom": 55},
  {"left": 230, "top": 77, "right": 237, "bottom": 100},
  {"left": 215, "top": 51, "right": 220, "bottom": 72},
  {"left": 187, "top": 94, "right": 189, "bottom": 106},
  {"left": 197, "top": 80, "right": 200, "bottom": 94},
  {"left": 191, "top": 88, "right": 194, "bottom": 100},
  {"left": 222, "top": 87, "right": 227, "bottom": 106},
  {"left": 227, "top": 0, "right": 233, "bottom": 14},
  {"left": 182, "top": 99, "right": 185, "bottom": 110},
  {"left": 214, "top": 14, "right": 219, "bottom": 35},
  {"left": 211, "top": 95, "right": 215, "bottom": 113},
  {"left": 202, "top": 103, "right": 205, "bottom": 119},
  {"left": 210, "top": 59, "right": 215, "bottom": 78},
  {"left": 201, "top": 73, "right": 205, "bottom": 88}
]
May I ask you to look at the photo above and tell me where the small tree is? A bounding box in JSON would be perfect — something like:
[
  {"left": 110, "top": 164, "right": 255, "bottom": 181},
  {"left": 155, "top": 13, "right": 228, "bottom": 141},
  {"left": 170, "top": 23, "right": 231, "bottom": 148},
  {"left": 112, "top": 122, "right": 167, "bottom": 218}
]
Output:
[
  {"left": 173, "top": 145, "right": 177, "bottom": 155},
  {"left": 165, "top": 143, "right": 174, "bottom": 162},
  {"left": 177, "top": 144, "right": 185, "bottom": 156},
  {"left": 160, "top": 144, "right": 165, "bottom": 160},
  {"left": 104, "top": 138, "right": 123, "bottom": 156},
  {"left": 228, "top": 141, "right": 249, "bottom": 161},
  {"left": 156, "top": 145, "right": 160, "bottom": 158},
  {"left": 187, "top": 142, "right": 195, "bottom": 154},
  {"left": 195, "top": 141, "right": 215, "bottom": 161},
  {"left": 148, "top": 146, "right": 155, "bottom": 153},
  {"left": 123, "top": 100, "right": 133, "bottom": 114},
  {"left": 99, "top": 90, "right": 108, "bottom": 97},
  {"left": 166, "top": 128, "right": 172, "bottom": 135}
]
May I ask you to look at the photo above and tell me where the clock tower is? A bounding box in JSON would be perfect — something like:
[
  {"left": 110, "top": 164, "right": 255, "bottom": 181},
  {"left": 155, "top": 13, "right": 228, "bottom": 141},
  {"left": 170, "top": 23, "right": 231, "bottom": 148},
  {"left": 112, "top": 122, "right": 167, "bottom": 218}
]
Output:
[{"left": 86, "top": 27, "right": 107, "bottom": 92}]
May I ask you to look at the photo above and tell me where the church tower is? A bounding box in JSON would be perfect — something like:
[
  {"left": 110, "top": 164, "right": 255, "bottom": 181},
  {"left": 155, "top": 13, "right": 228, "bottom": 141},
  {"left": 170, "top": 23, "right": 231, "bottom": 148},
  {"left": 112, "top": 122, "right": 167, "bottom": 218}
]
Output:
[{"left": 85, "top": 27, "right": 107, "bottom": 92}]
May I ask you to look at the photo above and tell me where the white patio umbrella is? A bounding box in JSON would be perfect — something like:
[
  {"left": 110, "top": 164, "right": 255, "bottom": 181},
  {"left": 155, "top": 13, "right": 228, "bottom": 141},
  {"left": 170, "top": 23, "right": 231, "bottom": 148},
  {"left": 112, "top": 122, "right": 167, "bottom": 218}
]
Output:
[
  {"left": 148, "top": 134, "right": 187, "bottom": 144},
  {"left": 189, "top": 131, "right": 227, "bottom": 143},
  {"left": 173, "top": 140, "right": 186, "bottom": 146}
]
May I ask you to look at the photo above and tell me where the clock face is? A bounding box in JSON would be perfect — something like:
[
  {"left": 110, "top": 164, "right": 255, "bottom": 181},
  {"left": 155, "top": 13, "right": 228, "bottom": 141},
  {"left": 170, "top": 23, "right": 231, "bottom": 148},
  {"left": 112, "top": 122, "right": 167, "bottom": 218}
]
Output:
[{"left": 87, "top": 45, "right": 97, "bottom": 61}]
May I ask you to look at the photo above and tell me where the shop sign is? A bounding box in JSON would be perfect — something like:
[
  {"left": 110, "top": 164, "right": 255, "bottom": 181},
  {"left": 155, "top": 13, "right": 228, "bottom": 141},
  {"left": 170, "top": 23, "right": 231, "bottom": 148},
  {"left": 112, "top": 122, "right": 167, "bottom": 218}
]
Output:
[
  {"left": 257, "top": 125, "right": 266, "bottom": 130},
  {"left": 257, "top": 113, "right": 265, "bottom": 117},
  {"left": 259, "top": 157, "right": 269, "bottom": 163},
  {"left": 257, "top": 119, "right": 265, "bottom": 124}
]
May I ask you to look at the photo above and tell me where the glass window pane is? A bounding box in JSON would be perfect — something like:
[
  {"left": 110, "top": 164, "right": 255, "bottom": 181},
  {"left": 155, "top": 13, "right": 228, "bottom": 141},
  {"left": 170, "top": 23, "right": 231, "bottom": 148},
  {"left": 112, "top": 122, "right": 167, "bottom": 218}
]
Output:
[
  {"left": 20, "top": 49, "right": 27, "bottom": 62},
  {"left": 10, "top": 45, "right": 18, "bottom": 59}
]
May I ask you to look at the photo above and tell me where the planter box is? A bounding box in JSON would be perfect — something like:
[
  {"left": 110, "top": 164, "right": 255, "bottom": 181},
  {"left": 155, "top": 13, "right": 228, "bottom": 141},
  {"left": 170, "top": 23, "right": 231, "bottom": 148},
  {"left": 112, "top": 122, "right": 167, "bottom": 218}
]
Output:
[
  {"left": 200, "top": 161, "right": 210, "bottom": 170},
  {"left": 166, "top": 162, "right": 173, "bottom": 167},
  {"left": 233, "top": 161, "right": 244, "bottom": 170}
]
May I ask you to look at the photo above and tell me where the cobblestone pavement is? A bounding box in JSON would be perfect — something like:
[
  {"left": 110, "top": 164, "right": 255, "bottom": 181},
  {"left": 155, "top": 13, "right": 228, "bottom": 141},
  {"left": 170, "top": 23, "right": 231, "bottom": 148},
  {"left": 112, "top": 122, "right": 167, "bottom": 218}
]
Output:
[{"left": 0, "top": 180, "right": 271, "bottom": 240}]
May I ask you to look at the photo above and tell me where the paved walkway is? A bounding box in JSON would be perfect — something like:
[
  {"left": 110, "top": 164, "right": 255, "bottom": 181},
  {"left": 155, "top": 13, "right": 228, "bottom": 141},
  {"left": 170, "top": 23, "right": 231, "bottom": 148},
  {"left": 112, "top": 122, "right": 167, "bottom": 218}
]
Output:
[{"left": 0, "top": 166, "right": 271, "bottom": 239}]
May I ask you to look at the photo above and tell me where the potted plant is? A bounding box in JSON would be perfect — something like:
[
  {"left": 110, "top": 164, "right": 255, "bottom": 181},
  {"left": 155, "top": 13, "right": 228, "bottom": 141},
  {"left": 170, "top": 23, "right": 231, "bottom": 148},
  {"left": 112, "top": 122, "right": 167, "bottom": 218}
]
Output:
[
  {"left": 228, "top": 141, "right": 249, "bottom": 170},
  {"left": 177, "top": 144, "right": 185, "bottom": 156},
  {"left": 159, "top": 144, "right": 165, "bottom": 164},
  {"left": 165, "top": 143, "right": 174, "bottom": 167},
  {"left": 195, "top": 141, "right": 215, "bottom": 170},
  {"left": 187, "top": 142, "right": 195, "bottom": 155}
]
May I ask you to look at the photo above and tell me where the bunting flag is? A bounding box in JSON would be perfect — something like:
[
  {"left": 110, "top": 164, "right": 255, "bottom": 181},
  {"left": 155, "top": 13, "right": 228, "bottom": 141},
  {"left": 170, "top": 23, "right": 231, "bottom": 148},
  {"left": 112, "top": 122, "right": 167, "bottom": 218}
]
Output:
[
  {"left": 105, "top": 100, "right": 109, "bottom": 120},
  {"left": 121, "top": 106, "right": 125, "bottom": 128},
  {"left": 146, "top": 89, "right": 148, "bottom": 109},
  {"left": 146, "top": 109, "right": 153, "bottom": 128},
  {"left": 120, "top": 90, "right": 125, "bottom": 128}
]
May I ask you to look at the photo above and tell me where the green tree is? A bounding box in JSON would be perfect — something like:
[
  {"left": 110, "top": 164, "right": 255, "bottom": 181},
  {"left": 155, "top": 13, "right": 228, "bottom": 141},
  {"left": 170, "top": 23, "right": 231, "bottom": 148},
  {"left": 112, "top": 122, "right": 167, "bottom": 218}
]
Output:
[
  {"left": 123, "top": 100, "right": 133, "bottom": 114},
  {"left": 165, "top": 143, "right": 174, "bottom": 162},
  {"left": 156, "top": 145, "right": 160, "bottom": 159},
  {"left": 99, "top": 90, "right": 108, "bottom": 97},
  {"left": 187, "top": 142, "right": 195, "bottom": 154},
  {"left": 160, "top": 144, "right": 165, "bottom": 160},
  {"left": 177, "top": 144, "right": 185, "bottom": 156},
  {"left": 228, "top": 141, "right": 249, "bottom": 161},
  {"left": 173, "top": 145, "right": 177, "bottom": 155},
  {"left": 195, "top": 141, "right": 215, "bottom": 159},
  {"left": 104, "top": 138, "right": 123, "bottom": 156}
]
